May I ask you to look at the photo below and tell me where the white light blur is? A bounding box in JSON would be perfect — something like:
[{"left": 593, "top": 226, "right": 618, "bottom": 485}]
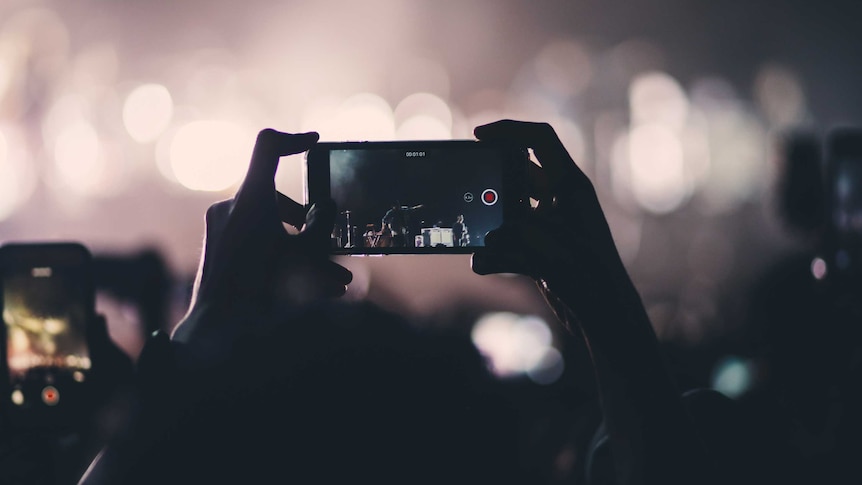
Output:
[
  {"left": 680, "top": 110, "right": 712, "bottom": 191},
  {"left": 394, "top": 92, "right": 453, "bottom": 133},
  {"left": 811, "top": 257, "right": 827, "bottom": 280},
  {"left": 618, "top": 124, "right": 689, "bottom": 214},
  {"left": 534, "top": 38, "right": 593, "bottom": 98},
  {"left": 42, "top": 94, "right": 89, "bottom": 145},
  {"left": 697, "top": 107, "right": 768, "bottom": 213},
  {"left": 390, "top": 57, "right": 451, "bottom": 100},
  {"left": 629, "top": 71, "right": 689, "bottom": 132},
  {"left": 70, "top": 43, "right": 118, "bottom": 92},
  {"left": 306, "top": 93, "right": 395, "bottom": 141},
  {"left": 123, "top": 83, "right": 174, "bottom": 143},
  {"left": 169, "top": 120, "right": 253, "bottom": 192},
  {"left": 754, "top": 64, "right": 806, "bottom": 128},
  {"left": 2, "top": 7, "right": 70, "bottom": 69},
  {"left": 53, "top": 121, "right": 110, "bottom": 196},
  {"left": 711, "top": 356, "right": 753, "bottom": 399},
  {"left": 690, "top": 77, "right": 739, "bottom": 112},
  {"left": 0, "top": 125, "right": 36, "bottom": 221},
  {"left": 299, "top": 96, "right": 340, "bottom": 134},
  {"left": 0, "top": 48, "right": 13, "bottom": 104},
  {"left": 396, "top": 115, "right": 451, "bottom": 140},
  {"left": 471, "top": 312, "right": 561, "bottom": 383},
  {"left": 526, "top": 347, "right": 565, "bottom": 385},
  {"left": 11, "top": 389, "right": 24, "bottom": 406}
]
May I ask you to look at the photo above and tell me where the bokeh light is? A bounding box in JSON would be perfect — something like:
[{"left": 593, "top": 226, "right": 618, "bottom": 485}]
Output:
[
  {"left": 306, "top": 93, "right": 395, "bottom": 141},
  {"left": 394, "top": 92, "right": 453, "bottom": 139},
  {"left": 396, "top": 115, "right": 451, "bottom": 140},
  {"left": 169, "top": 120, "right": 253, "bottom": 192},
  {"left": 697, "top": 106, "right": 768, "bottom": 213},
  {"left": 471, "top": 312, "right": 562, "bottom": 384},
  {"left": 53, "top": 121, "right": 110, "bottom": 196},
  {"left": 811, "top": 256, "right": 827, "bottom": 280},
  {"left": 711, "top": 355, "right": 754, "bottom": 399},
  {"left": 0, "top": 43, "right": 15, "bottom": 105},
  {"left": 613, "top": 124, "right": 689, "bottom": 214},
  {"left": 0, "top": 0, "right": 854, "bottom": 381},
  {"left": 389, "top": 57, "right": 451, "bottom": 101},
  {"left": 123, "top": 83, "right": 174, "bottom": 143},
  {"left": 629, "top": 71, "right": 689, "bottom": 131},
  {"left": 0, "top": 125, "right": 36, "bottom": 220},
  {"left": 754, "top": 63, "right": 807, "bottom": 129},
  {"left": 534, "top": 38, "right": 593, "bottom": 98},
  {"left": 69, "top": 43, "right": 118, "bottom": 93}
]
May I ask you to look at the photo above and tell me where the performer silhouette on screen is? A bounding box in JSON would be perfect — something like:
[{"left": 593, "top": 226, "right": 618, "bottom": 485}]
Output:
[
  {"left": 453, "top": 214, "right": 469, "bottom": 247},
  {"left": 382, "top": 202, "right": 424, "bottom": 247}
]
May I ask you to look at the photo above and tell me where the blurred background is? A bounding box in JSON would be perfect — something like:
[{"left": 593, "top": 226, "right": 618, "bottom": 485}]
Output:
[{"left": 1, "top": 0, "right": 861, "bottom": 393}]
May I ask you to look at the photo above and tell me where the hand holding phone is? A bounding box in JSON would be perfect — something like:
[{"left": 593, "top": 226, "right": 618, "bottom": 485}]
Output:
[{"left": 171, "top": 129, "right": 353, "bottom": 354}]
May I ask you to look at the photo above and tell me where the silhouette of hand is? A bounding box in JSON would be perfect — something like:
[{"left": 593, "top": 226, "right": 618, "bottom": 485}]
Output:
[
  {"left": 86, "top": 313, "right": 134, "bottom": 404},
  {"left": 471, "top": 120, "right": 634, "bottom": 328},
  {"left": 172, "top": 129, "right": 352, "bottom": 346}
]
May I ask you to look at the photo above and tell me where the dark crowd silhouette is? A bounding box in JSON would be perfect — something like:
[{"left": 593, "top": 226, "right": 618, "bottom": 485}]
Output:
[{"left": 0, "top": 121, "right": 860, "bottom": 485}]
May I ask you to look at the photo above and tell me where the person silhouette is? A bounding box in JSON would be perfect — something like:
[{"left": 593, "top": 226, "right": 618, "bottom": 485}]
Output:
[{"left": 78, "top": 122, "right": 741, "bottom": 485}]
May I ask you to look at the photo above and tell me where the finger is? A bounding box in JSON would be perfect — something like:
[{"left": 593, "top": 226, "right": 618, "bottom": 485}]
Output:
[
  {"left": 320, "top": 259, "right": 354, "bottom": 288},
  {"left": 278, "top": 260, "right": 353, "bottom": 303},
  {"left": 277, "top": 192, "right": 307, "bottom": 228},
  {"left": 473, "top": 221, "right": 577, "bottom": 277},
  {"left": 197, "top": 200, "right": 233, "bottom": 283},
  {"left": 471, "top": 227, "right": 536, "bottom": 277},
  {"left": 471, "top": 247, "right": 536, "bottom": 277},
  {"left": 527, "top": 160, "right": 550, "bottom": 203},
  {"left": 475, "top": 120, "right": 589, "bottom": 197},
  {"left": 245, "top": 129, "right": 319, "bottom": 191}
]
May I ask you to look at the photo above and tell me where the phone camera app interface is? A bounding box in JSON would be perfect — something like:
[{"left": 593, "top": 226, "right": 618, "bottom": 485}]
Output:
[{"left": 329, "top": 146, "right": 504, "bottom": 251}]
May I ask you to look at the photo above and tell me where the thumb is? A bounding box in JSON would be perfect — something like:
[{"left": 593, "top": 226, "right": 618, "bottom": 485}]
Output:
[
  {"left": 246, "top": 130, "right": 320, "bottom": 190},
  {"left": 471, "top": 228, "right": 537, "bottom": 277}
]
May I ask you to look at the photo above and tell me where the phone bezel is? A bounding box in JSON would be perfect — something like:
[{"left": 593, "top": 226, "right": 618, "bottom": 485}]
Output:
[{"left": 304, "top": 140, "right": 530, "bottom": 255}]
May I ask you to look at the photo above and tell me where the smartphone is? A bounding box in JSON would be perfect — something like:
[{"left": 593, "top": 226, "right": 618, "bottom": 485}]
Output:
[
  {"left": 305, "top": 140, "right": 530, "bottom": 255},
  {"left": 0, "top": 242, "right": 94, "bottom": 430},
  {"left": 824, "top": 127, "right": 862, "bottom": 278}
]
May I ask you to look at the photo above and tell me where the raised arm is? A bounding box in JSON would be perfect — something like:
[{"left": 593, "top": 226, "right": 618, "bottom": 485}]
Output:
[{"left": 472, "top": 120, "right": 715, "bottom": 485}]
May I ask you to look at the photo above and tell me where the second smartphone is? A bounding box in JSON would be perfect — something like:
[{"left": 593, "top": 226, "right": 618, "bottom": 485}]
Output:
[
  {"left": 305, "top": 140, "right": 530, "bottom": 255},
  {"left": 0, "top": 242, "right": 94, "bottom": 431}
]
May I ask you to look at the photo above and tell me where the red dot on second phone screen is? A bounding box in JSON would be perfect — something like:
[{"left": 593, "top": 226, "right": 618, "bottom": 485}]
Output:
[{"left": 42, "top": 386, "right": 59, "bottom": 405}]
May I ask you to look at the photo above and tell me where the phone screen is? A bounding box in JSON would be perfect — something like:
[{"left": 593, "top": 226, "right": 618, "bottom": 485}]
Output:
[
  {"left": 1, "top": 243, "right": 92, "bottom": 429},
  {"left": 306, "top": 141, "right": 527, "bottom": 254}
]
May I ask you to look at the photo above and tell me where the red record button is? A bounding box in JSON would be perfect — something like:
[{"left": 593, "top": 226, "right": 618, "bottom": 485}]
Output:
[
  {"left": 481, "top": 188, "right": 498, "bottom": 206},
  {"left": 42, "top": 386, "right": 60, "bottom": 406}
]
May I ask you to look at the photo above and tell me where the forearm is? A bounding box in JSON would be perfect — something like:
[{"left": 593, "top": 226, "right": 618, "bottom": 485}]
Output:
[{"left": 543, "top": 276, "right": 715, "bottom": 485}]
